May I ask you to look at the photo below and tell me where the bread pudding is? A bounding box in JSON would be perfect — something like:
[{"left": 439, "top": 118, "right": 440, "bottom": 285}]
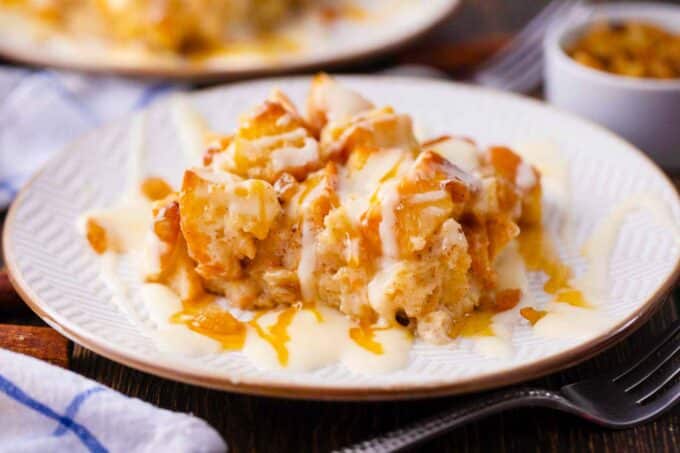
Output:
[
  {"left": 0, "top": 0, "right": 307, "bottom": 54},
  {"left": 144, "top": 74, "right": 542, "bottom": 344}
]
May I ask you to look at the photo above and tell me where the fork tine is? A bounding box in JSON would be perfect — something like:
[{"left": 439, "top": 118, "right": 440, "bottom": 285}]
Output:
[
  {"left": 474, "top": 0, "right": 593, "bottom": 92},
  {"left": 488, "top": 0, "right": 574, "bottom": 56},
  {"left": 635, "top": 363, "right": 680, "bottom": 404},
  {"left": 503, "top": 63, "right": 544, "bottom": 93},
  {"left": 483, "top": 57, "right": 544, "bottom": 93},
  {"left": 473, "top": 44, "right": 544, "bottom": 89},
  {"left": 490, "top": 45, "right": 544, "bottom": 91},
  {"left": 637, "top": 381, "right": 680, "bottom": 420},
  {"left": 612, "top": 320, "right": 680, "bottom": 385},
  {"left": 494, "top": 39, "right": 544, "bottom": 78},
  {"left": 508, "top": 3, "right": 593, "bottom": 93},
  {"left": 624, "top": 339, "right": 680, "bottom": 392},
  {"left": 475, "top": 0, "right": 577, "bottom": 76}
]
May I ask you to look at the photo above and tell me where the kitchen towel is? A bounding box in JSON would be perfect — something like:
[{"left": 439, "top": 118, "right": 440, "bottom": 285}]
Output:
[
  {"left": 0, "top": 348, "right": 227, "bottom": 453},
  {"left": 0, "top": 66, "right": 177, "bottom": 209},
  {"left": 0, "top": 64, "right": 446, "bottom": 210}
]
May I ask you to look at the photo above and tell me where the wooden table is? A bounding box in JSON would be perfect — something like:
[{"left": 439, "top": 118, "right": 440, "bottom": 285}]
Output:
[{"left": 1, "top": 1, "right": 679, "bottom": 451}]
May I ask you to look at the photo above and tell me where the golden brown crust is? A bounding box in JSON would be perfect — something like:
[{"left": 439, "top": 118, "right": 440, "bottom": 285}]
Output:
[
  {"left": 307, "top": 72, "right": 374, "bottom": 134},
  {"left": 146, "top": 197, "right": 205, "bottom": 302},
  {"left": 179, "top": 168, "right": 281, "bottom": 283},
  {"left": 319, "top": 107, "right": 419, "bottom": 163},
  {"left": 209, "top": 98, "right": 322, "bottom": 184}
]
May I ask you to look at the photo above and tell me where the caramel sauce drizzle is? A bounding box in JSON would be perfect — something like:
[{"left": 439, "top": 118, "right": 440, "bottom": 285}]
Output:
[
  {"left": 248, "top": 304, "right": 325, "bottom": 366},
  {"left": 457, "top": 311, "right": 495, "bottom": 337},
  {"left": 450, "top": 289, "right": 522, "bottom": 338},
  {"left": 302, "top": 303, "right": 324, "bottom": 323},
  {"left": 520, "top": 307, "right": 547, "bottom": 325},
  {"left": 171, "top": 300, "right": 326, "bottom": 366},
  {"left": 518, "top": 226, "right": 589, "bottom": 308},
  {"left": 85, "top": 218, "right": 108, "bottom": 254},
  {"left": 297, "top": 173, "right": 323, "bottom": 205},
  {"left": 248, "top": 307, "right": 296, "bottom": 366},
  {"left": 450, "top": 308, "right": 500, "bottom": 338},
  {"left": 170, "top": 295, "right": 246, "bottom": 350},
  {"left": 349, "top": 323, "right": 389, "bottom": 355}
]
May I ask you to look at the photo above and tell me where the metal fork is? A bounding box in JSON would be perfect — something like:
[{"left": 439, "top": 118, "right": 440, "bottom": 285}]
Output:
[
  {"left": 471, "top": 0, "right": 589, "bottom": 93},
  {"left": 337, "top": 317, "right": 680, "bottom": 453}
]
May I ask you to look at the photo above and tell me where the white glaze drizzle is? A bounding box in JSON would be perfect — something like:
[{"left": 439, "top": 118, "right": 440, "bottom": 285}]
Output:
[{"left": 170, "top": 95, "right": 210, "bottom": 165}]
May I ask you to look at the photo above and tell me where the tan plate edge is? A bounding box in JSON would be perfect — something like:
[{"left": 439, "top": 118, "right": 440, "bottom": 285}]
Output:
[{"left": 3, "top": 75, "right": 680, "bottom": 401}]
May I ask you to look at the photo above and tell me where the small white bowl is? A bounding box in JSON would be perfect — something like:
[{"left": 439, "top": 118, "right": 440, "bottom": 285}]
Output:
[{"left": 544, "top": 2, "right": 680, "bottom": 169}]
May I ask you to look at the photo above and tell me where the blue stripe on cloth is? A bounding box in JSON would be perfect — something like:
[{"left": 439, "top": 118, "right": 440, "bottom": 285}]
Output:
[
  {"left": 0, "top": 173, "right": 29, "bottom": 205},
  {"left": 0, "top": 373, "right": 108, "bottom": 453},
  {"left": 133, "top": 82, "right": 174, "bottom": 110},
  {"left": 53, "top": 387, "right": 106, "bottom": 436},
  {"left": 0, "top": 180, "right": 17, "bottom": 197},
  {"left": 43, "top": 71, "right": 101, "bottom": 126},
  {"left": 0, "top": 70, "right": 98, "bottom": 126}
]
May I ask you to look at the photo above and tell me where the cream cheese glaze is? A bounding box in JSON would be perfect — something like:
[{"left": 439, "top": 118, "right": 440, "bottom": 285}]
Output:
[
  {"left": 470, "top": 241, "right": 531, "bottom": 359},
  {"left": 77, "top": 96, "right": 680, "bottom": 374},
  {"left": 243, "top": 305, "right": 411, "bottom": 373},
  {"left": 579, "top": 193, "right": 680, "bottom": 302},
  {"left": 141, "top": 282, "right": 413, "bottom": 370},
  {"left": 335, "top": 147, "right": 407, "bottom": 225},
  {"left": 270, "top": 138, "right": 319, "bottom": 171},
  {"left": 427, "top": 137, "right": 480, "bottom": 174},
  {"left": 170, "top": 95, "right": 210, "bottom": 166}
]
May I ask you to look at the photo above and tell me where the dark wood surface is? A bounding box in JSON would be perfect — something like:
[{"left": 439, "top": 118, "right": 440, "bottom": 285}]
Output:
[
  {"left": 70, "top": 299, "right": 680, "bottom": 453},
  {"left": 1, "top": 1, "right": 679, "bottom": 452}
]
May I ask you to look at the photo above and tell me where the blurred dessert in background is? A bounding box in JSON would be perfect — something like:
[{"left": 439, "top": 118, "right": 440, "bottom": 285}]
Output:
[{"left": 0, "top": 0, "right": 310, "bottom": 54}]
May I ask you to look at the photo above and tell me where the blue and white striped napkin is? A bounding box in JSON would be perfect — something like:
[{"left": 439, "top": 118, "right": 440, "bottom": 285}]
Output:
[
  {"left": 0, "top": 64, "right": 447, "bottom": 210},
  {"left": 0, "top": 66, "right": 178, "bottom": 209},
  {"left": 0, "top": 348, "right": 227, "bottom": 452},
  {"left": 0, "top": 67, "right": 235, "bottom": 451}
]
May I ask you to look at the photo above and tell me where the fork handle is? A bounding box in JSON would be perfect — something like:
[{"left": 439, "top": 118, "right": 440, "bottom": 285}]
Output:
[{"left": 336, "top": 388, "right": 579, "bottom": 453}]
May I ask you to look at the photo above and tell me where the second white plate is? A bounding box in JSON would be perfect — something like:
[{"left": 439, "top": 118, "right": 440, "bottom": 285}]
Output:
[{"left": 0, "top": 1, "right": 458, "bottom": 80}]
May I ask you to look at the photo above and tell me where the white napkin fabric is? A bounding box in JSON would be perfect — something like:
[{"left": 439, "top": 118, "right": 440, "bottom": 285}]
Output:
[
  {"left": 0, "top": 66, "right": 178, "bottom": 209},
  {"left": 0, "top": 348, "right": 227, "bottom": 453}
]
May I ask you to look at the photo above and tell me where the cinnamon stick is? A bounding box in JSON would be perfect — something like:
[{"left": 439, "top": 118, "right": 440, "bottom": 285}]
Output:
[{"left": 0, "top": 324, "right": 70, "bottom": 368}]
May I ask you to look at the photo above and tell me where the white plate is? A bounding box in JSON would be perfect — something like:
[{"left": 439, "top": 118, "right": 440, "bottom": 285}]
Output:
[
  {"left": 4, "top": 76, "right": 680, "bottom": 400},
  {"left": 0, "top": 1, "right": 458, "bottom": 80}
]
